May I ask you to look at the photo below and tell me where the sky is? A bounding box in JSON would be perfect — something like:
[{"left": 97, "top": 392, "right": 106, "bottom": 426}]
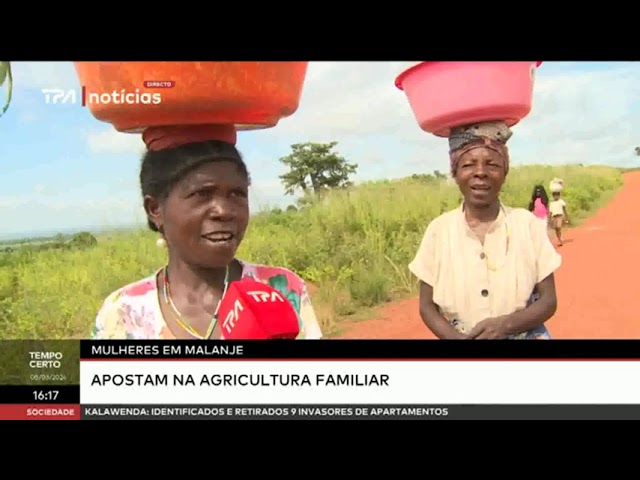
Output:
[{"left": 1, "top": 61, "right": 639, "bottom": 240}]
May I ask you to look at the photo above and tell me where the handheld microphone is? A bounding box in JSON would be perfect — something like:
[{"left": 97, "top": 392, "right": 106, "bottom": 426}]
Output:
[{"left": 218, "top": 280, "right": 301, "bottom": 340}]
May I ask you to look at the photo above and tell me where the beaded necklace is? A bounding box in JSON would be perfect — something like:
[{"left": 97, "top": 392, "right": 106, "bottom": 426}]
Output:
[
  {"left": 484, "top": 221, "right": 510, "bottom": 271},
  {"left": 463, "top": 202, "right": 510, "bottom": 272},
  {"left": 161, "top": 265, "right": 230, "bottom": 339}
]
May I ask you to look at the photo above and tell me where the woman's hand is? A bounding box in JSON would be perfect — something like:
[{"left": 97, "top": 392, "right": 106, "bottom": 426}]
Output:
[
  {"left": 444, "top": 330, "right": 469, "bottom": 340},
  {"left": 467, "top": 316, "right": 508, "bottom": 339}
]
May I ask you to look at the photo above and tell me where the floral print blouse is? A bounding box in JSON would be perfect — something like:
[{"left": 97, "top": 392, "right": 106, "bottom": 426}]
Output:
[{"left": 91, "top": 260, "right": 323, "bottom": 340}]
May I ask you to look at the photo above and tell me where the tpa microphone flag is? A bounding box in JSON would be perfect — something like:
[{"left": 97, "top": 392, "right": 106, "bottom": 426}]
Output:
[{"left": 218, "top": 280, "right": 301, "bottom": 340}]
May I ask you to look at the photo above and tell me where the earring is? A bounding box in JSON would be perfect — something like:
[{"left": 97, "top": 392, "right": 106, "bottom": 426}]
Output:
[{"left": 156, "top": 237, "right": 167, "bottom": 248}]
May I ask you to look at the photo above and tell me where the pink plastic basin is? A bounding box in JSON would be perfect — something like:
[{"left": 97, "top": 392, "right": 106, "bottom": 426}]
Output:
[{"left": 395, "top": 61, "right": 543, "bottom": 137}]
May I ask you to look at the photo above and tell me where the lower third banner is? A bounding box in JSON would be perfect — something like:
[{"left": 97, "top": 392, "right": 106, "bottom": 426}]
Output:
[{"left": 80, "top": 358, "right": 640, "bottom": 406}]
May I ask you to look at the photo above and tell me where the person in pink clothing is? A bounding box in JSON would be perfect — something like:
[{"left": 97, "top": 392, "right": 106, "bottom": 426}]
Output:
[{"left": 528, "top": 185, "right": 550, "bottom": 234}]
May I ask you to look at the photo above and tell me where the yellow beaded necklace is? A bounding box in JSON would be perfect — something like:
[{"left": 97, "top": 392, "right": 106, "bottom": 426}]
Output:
[
  {"left": 463, "top": 202, "right": 510, "bottom": 272},
  {"left": 161, "top": 265, "right": 230, "bottom": 339}
]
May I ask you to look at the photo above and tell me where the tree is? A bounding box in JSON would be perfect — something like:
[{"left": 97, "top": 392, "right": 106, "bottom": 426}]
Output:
[
  {"left": 278, "top": 141, "right": 358, "bottom": 196},
  {"left": 635, "top": 147, "right": 640, "bottom": 156},
  {"left": 69, "top": 232, "right": 98, "bottom": 250},
  {"left": 0, "top": 62, "right": 13, "bottom": 117}
]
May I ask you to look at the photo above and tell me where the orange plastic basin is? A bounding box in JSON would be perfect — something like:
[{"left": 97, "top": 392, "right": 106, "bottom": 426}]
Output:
[{"left": 73, "top": 62, "right": 309, "bottom": 133}]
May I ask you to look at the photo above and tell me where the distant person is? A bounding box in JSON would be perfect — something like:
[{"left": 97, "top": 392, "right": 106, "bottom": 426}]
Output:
[
  {"left": 408, "top": 121, "right": 562, "bottom": 340},
  {"left": 528, "top": 184, "right": 550, "bottom": 234},
  {"left": 91, "top": 124, "right": 322, "bottom": 340},
  {"left": 549, "top": 190, "right": 570, "bottom": 246}
]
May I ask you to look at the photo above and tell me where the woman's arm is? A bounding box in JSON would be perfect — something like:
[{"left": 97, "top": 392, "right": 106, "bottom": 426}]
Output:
[
  {"left": 501, "top": 214, "right": 562, "bottom": 335},
  {"left": 418, "top": 281, "right": 466, "bottom": 339},
  {"left": 298, "top": 283, "right": 323, "bottom": 339},
  {"left": 499, "top": 273, "right": 558, "bottom": 336},
  {"left": 91, "top": 292, "right": 128, "bottom": 339},
  {"left": 562, "top": 202, "right": 571, "bottom": 224},
  {"left": 410, "top": 218, "right": 466, "bottom": 339}
]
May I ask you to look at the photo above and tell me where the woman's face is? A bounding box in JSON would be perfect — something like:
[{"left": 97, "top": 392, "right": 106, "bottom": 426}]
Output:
[
  {"left": 454, "top": 147, "right": 506, "bottom": 208},
  {"left": 148, "top": 160, "right": 250, "bottom": 269}
]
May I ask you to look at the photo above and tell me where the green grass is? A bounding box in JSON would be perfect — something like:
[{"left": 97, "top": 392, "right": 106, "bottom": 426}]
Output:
[{"left": 0, "top": 164, "right": 625, "bottom": 339}]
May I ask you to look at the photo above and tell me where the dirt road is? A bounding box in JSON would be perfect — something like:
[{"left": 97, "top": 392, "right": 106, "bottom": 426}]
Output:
[{"left": 338, "top": 171, "right": 640, "bottom": 339}]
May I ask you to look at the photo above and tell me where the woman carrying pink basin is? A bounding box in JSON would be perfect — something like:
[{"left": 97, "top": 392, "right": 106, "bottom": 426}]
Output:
[{"left": 397, "top": 61, "right": 561, "bottom": 340}]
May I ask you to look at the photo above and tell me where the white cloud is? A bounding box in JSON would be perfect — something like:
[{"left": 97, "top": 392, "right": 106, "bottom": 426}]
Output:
[
  {"left": 9, "top": 61, "right": 80, "bottom": 92},
  {"left": 0, "top": 195, "right": 25, "bottom": 209},
  {"left": 255, "top": 61, "right": 640, "bottom": 171},
  {"left": 10, "top": 61, "right": 640, "bottom": 172},
  {"left": 249, "top": 179, "right": 291, "bottom": 211},
  {"left": 505, "top": 64, "right": 640, "bottom": 167},
  {"left": 17, "top": 111, "right": 38, "bottom": 124},
  {"left": 83, "top": 61, "right": 640, "bottom": 200},
  {"left": 84, "top": 128, "right": 146, "bottom": 155},
  {"left": 24, "top": 60, "right": 637, "bottom": 173},
  {"left": 0, "top": 191, "right": 145, "bottom": 240},
  {"left": 6, "top": 61, "right": 640, "bottom": 237},
  {"left": 265, "top": 61, "right": 421, "bottom": 139}
]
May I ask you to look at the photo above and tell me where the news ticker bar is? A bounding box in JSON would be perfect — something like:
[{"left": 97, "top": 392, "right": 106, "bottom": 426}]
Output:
[
  {"left": 80, "top": 339, "right": 640, "bottom": 359},
  {"left": 82, "top": 404, "right": 639, "bottom": 420},
  {"left": 4, "top": 404, "right": 640, "bottom": 420}
]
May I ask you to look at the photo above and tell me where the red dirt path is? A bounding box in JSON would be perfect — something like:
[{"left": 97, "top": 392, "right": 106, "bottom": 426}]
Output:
[{"left": 338, "top": 171, "right": 640, "bottom": 340}]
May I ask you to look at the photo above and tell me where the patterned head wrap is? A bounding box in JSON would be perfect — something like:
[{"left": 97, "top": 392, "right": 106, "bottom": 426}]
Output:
[{"left": 448, "top": 120, "right": 512, "bottom": 177}]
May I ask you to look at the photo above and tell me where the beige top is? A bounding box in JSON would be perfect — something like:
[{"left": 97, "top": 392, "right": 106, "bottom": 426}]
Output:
[
  {"left": 549, "top": 198, "right": 566, "bottom": 216},
  {"left": 408, "top": 203, "right": 562, "bottom": 332}
]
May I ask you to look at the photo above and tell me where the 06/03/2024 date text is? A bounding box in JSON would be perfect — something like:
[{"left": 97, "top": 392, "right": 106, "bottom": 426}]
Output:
[{"left": 30, "top": 374, "right": 67, "bottom": 382}]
